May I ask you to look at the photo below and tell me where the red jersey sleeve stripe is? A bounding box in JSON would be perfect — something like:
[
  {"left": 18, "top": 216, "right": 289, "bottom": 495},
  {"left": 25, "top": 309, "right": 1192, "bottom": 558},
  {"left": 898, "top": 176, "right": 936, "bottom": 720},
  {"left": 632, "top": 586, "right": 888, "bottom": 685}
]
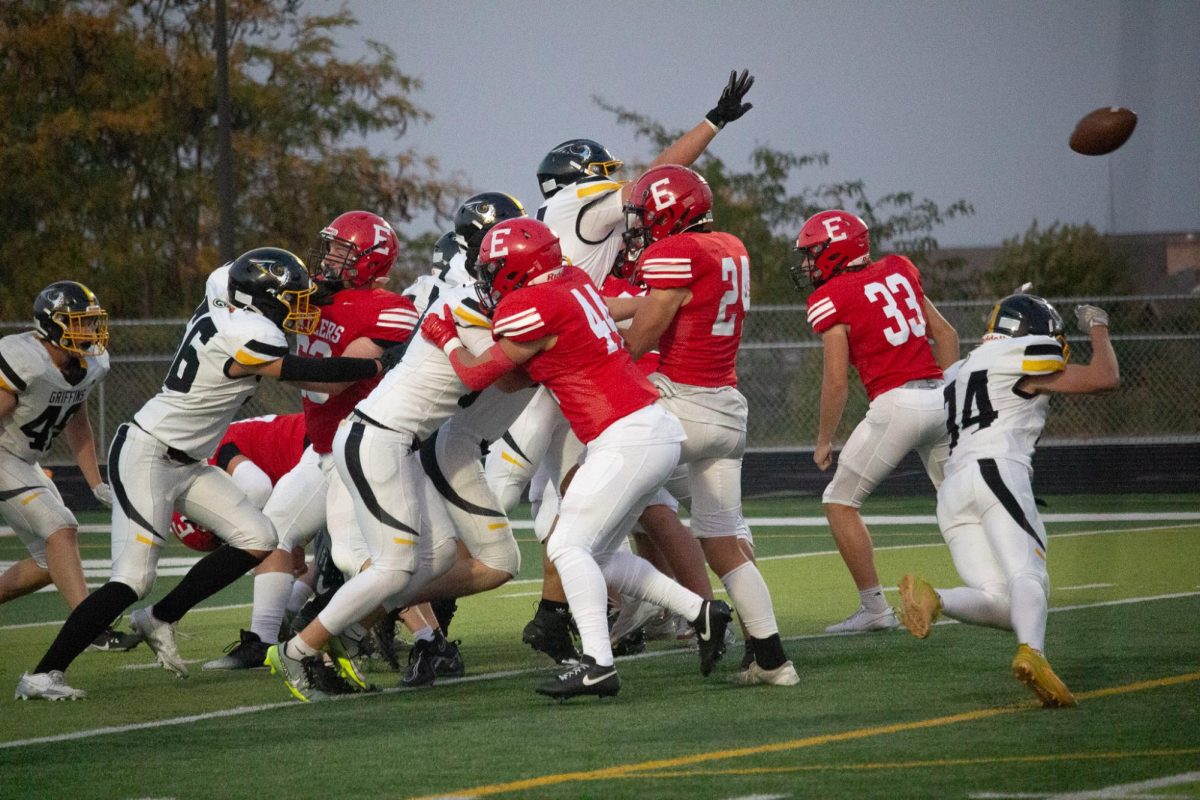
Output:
[{"left": 806, "top": 298, "right": 835, "bottom": 325}]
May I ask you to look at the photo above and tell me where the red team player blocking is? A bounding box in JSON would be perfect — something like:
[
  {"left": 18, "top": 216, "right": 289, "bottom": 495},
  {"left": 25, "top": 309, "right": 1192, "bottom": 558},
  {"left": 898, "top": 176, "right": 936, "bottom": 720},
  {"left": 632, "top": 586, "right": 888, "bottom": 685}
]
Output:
[{"left": 422, "top": 217, "right": 733, "bottom": 700}]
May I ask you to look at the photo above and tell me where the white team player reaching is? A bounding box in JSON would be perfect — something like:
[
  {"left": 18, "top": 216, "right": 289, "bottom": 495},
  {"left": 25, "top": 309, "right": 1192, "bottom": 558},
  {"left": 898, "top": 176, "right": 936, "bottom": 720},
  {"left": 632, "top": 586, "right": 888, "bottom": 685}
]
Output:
[{"left": 896, "top": 293, "right": 1120, "bottom": 708}]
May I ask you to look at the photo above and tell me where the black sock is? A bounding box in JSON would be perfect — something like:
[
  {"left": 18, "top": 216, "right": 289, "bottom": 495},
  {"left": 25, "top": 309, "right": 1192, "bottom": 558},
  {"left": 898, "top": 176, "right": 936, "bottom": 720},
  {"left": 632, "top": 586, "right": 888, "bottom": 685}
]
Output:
[
  {"left": 153, "top": 545, "right": 262, "bottom": 624},
  {"left": 429, "top": 597, "right": 457, "bottom": 637},
  {"left": 538, "top": 598, "right": 570, "bottom": 615},
  {"left": 750, "top": 633, "right": 788, "bottom": 671},
  {"left": 35, "top": 582, "right": 137, "bottom": 674}
]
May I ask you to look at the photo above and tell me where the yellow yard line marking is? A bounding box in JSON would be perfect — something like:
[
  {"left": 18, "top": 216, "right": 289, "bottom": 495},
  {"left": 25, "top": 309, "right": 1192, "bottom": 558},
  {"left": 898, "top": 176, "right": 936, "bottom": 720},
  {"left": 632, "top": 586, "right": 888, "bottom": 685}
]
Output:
[
  {"left": 613, "top": 747, "right": 1200, "bottom": 778},
  {"left": 407, "top": 672, "right": 1200, "bottom": 800}
]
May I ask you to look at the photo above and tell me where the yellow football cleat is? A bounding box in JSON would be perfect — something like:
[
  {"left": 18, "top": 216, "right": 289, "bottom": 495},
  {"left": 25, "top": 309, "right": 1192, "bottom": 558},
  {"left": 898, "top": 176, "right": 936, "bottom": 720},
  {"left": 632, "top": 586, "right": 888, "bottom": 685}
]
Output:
[
  {"left": 1012, "top": 644, "right": 1077, "bottom": 708},
  {"left": 897, "top": 574, "right": 942, "bottom": 639}
]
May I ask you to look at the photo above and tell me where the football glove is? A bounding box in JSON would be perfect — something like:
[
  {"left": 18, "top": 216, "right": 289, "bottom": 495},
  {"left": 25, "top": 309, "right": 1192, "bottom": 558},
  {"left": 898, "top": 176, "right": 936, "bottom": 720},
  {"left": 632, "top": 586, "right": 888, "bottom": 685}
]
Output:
[
  {"left": 1074, "top": 304, "right": 1109, "bottom": 330},
  {"left": 1013, "top": 282, "right": 1034, "bottom": 294},
  {"left": 92, "top": 482, "right": 113, "bottom": 508},
  {"left": 421, "top": 306, "right": 461, "bottom": 354},
  {"left": 705, "top": 69, "right": 754, "bottom": 130}
]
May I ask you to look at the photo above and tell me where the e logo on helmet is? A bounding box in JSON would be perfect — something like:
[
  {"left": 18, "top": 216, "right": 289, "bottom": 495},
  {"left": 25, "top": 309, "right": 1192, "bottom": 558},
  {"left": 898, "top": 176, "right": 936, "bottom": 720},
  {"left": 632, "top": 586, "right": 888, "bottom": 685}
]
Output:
[
  {"left": 650, "top": 178, "right": 675, "bottom": 211},
  {"left": 372, "top": 223, "right": 393, "bottom": 253},
  {"left": 489, "top": 227, "right": 511, "bottom": 259},
  {"left": 822, "top": 217, "right": 849, "bottom": 242}
]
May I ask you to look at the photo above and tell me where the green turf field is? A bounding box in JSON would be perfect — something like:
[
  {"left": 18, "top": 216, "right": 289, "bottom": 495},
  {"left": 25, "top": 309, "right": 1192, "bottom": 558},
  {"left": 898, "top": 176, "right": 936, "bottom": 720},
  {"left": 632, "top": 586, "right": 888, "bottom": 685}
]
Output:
[{"left": 2, "top": 494, "right": 1198, "bottom": 800}]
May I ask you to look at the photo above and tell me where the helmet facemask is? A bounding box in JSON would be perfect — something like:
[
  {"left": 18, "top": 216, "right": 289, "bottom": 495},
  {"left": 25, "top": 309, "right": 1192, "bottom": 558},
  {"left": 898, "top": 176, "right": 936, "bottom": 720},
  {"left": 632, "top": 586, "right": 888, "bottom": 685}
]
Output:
[{"left": 34, "top": 283, "right": 110, "bottom": 357}]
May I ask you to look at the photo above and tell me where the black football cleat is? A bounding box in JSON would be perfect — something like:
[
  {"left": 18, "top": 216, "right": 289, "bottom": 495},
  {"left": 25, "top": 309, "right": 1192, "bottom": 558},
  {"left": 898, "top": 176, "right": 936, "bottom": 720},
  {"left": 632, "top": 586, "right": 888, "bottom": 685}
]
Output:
[
  {"left": 693, "top": 599, "right": 733, "bottom": 676},
  {"left": 535, "top": 655, "right": 620, "bottom": 702},
  {"left": 522, "top": 604, "right": 580, "bottom": 664}
]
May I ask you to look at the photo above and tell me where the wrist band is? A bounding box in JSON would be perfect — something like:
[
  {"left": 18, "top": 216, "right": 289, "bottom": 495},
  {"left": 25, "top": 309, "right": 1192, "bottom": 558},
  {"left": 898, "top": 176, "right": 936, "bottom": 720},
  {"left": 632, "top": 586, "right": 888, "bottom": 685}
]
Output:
[{"left": 442, "top": 337, "right": 463, "bottom": 356}]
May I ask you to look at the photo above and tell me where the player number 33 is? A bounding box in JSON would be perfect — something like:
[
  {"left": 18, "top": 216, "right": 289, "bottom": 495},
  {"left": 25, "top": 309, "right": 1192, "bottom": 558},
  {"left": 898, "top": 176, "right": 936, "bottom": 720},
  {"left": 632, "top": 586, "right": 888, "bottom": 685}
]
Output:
[{"left": 864, "top": 274, "right": 926, "bottom": 346}]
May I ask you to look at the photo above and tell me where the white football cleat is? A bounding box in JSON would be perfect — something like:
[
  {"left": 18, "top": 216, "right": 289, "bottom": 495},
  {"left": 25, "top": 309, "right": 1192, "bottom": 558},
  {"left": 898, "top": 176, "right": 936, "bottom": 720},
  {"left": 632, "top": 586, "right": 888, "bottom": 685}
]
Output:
[
  {"left": 130, "top": 607, "right": 189, "bottom": 678},
  {"left": 733, "top": 660, "right": 801, "bottom": 687},
  {"left": 824, "top": 606, "right": 900, "bottom": 634},
  {"left": 609, "top": 597, "right": 662, "bottom": 645},
  {"left": 15, "top": 671, "right": 87, "bottom": 701}
]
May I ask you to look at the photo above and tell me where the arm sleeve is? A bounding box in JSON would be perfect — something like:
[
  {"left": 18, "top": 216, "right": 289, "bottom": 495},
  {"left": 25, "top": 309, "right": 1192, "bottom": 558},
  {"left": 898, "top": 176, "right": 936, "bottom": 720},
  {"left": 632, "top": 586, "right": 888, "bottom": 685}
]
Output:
[{"left": 277, "top": 354, "right": 380, "bottom": 382}]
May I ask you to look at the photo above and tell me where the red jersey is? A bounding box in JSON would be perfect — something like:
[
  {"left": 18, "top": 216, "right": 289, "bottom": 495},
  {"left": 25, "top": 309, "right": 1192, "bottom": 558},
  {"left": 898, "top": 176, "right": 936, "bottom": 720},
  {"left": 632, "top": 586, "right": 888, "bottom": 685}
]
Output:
[
  {"left": 211, "top": 413, "right": 308, "bottom": 484},
  {"left": 805, "top": 254, "right": 942, "bottom": 401},
  {"left": 492, "top": 266, "right": 659, "bottom": 444},
  {"left": 297, "top": 287, "right": 417, "bottom": 453},
  {"left": 600, "top": 275, "right": 660, "bottom": 376},
  {"left": 637, "top": 231, "right": 748, "bottom": 388}
]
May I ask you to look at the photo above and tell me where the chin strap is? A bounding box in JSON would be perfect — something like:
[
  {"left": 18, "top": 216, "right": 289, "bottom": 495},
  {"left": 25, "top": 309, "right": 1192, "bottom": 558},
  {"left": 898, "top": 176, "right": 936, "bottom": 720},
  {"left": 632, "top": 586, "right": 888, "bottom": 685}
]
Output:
[{"left": 447, "top": 342, "right": 517, "bottom": 391}]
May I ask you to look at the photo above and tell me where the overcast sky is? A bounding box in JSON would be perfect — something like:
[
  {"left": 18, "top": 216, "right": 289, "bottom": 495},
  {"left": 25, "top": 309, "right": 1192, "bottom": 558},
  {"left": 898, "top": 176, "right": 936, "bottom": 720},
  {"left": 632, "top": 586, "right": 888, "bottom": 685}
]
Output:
[{"left": 325, "top": 0, "right": 1200, "bottom": 249}]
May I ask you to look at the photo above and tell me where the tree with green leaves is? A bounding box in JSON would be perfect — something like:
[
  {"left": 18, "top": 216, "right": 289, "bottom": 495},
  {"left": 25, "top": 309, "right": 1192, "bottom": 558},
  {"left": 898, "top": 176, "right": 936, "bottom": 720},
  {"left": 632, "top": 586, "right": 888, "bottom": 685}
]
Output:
[
  {"left": 594, "top": 98, "right": 975, "bottom": 301},
  {"left": 981, "top": 220, "right": 1131, "bottom": 298},
  {"left": 0, "top": 0, "right": 465, "bottom": 318}
]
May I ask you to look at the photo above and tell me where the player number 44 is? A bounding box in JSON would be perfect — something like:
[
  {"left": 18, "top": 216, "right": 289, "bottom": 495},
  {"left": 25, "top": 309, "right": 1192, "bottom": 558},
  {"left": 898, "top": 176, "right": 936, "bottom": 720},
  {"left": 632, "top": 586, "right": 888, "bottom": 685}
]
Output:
[{"left": 571, "top": 284, "right": 623, "bottom": 354}]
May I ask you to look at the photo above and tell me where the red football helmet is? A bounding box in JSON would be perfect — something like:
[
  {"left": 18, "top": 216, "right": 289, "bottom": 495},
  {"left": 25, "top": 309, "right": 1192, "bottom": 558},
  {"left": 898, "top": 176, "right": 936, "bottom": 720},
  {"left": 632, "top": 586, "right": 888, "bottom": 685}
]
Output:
[
  {"left": 170, "top": 511, "right": 220, "bottom": 552},
  {"left": 311, "top": 211, "right": 399, "bottom": 289},
  {"left": 793, "top": 209, "right": 871, "bottom": 290},
  {"left": 474, "top": 219, "right": 564, "bottom": 314},
  {"left": 622, "top": 165, "right": 713, "bottom": 260}
]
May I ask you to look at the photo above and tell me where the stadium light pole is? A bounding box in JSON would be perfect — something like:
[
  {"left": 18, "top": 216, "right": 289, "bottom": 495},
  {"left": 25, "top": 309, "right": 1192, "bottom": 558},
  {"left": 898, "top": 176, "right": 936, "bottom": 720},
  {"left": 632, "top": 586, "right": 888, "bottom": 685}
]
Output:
[{"left": 214, "top": 0, "right": 235, "bottom": 262}]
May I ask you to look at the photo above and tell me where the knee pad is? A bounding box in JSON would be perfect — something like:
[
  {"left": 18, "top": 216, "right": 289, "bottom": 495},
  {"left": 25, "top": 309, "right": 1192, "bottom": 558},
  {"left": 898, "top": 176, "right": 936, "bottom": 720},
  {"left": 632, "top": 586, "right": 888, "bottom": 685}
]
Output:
[
  {"left": 219, "top": 506, "right": 277, "bottom": 551},
  {"left": 474, "top": 533, "right": 521, "bottom": 577},
  {"left": 230, "top": 460, "right": 273, "bottom": 509},
  {"left": 112, "top": 565, "right": 157, "bottom": 599},
  {"left": 428, "top": 535, "right": 459, "bottom": 580},
  {"left": 1010, "top": 568, "right": 1049, "bottom": 597}
]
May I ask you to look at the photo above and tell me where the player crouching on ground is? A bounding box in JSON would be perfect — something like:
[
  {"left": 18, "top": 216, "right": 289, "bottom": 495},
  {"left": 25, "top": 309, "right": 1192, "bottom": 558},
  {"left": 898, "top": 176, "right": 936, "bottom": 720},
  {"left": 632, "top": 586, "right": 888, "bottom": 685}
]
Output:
[{"left": 897, "top": 293, "right": 1119, "bottom": 707}]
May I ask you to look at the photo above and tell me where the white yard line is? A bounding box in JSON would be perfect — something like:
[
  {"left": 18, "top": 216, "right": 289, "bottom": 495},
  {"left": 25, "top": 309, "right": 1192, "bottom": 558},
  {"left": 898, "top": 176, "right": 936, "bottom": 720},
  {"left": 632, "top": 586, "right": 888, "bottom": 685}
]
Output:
[
  {"left": 1045, "top": 771, "right": 1200, "bottom": 799},
  {"left": 2, "top": 590, "right": 1197, "bottom": 751},
  {"left": 1057, "top": 583, "right": 1116, "bottom": 591}
]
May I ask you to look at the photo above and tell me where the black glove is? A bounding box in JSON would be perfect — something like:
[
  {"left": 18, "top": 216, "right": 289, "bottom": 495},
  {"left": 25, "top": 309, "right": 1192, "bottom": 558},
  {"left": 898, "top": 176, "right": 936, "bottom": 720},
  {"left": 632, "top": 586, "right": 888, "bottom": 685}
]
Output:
[
  {"left": 378, "top": 342, "right": 408, "bottom": 373},
  {"left": 705, "top": 69, "right": 755, "bottom": 129}
]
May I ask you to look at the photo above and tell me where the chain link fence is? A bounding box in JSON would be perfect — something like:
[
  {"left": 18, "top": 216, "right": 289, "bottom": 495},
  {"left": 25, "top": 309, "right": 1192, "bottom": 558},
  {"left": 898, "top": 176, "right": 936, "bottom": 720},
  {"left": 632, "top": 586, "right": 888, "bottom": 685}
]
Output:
[{"left": 3, "top": 294, "right": 1197, "bottom": 465}]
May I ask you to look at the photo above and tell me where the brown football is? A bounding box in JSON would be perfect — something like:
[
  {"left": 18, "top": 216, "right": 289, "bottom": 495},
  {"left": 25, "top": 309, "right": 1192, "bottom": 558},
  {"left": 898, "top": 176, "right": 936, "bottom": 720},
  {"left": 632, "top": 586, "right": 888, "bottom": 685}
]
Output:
[{"left": 1069, "top": 106, "right": 1138, "bottom": 156}]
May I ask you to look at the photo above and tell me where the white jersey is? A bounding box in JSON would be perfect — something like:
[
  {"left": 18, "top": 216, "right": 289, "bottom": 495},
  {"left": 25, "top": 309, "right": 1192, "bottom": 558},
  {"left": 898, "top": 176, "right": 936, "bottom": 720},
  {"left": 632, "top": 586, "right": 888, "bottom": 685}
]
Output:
[
  {"left": 401, "top": 251, "right": 470, "bottom": 316},
  {"left": 354, "top": 285, "right": 495, "bottom": 440},
  {"left": 943, "top": 334, "right": 1066, "bottom": 470},
  {"left": 538, "top": 176, "right": 625, "bottom": 287},
  {"left": 134, "top": 266, "right": 289, "bottom": 460},
  {"left": 0, "top": 332, "right": 109, "bottom": 462}
]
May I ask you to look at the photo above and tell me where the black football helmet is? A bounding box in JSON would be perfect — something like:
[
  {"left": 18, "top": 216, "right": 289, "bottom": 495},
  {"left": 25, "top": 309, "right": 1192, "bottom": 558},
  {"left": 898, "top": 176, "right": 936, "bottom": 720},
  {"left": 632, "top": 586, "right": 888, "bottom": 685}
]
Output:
[
  {"left": 453, "top": 192, "right": 526, "bottom": 277},
  {"left": 431, "top": 230, "right": 461, "bottom": 280},
  {"left": 984, "top": 292, "right": 1070, "bottom": 363},
  {"left": 535, "top": 139, "right": 623, "bottom": 200},
  {"left": 33, "top": 281, "right": 109, "bottom": 357},
  {"left": 985, "top": 293, "right": 1065, "bottom": 340},
  {"left": 227, "top": 247, "right": 320, "bottom": 335}
]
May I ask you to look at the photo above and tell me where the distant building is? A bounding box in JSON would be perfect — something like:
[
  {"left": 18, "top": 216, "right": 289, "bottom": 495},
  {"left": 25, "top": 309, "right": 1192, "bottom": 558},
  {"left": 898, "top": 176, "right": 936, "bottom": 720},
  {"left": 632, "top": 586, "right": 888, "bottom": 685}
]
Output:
[{"left": 937, "top": 231, "right": 1200, "bottom": 295}]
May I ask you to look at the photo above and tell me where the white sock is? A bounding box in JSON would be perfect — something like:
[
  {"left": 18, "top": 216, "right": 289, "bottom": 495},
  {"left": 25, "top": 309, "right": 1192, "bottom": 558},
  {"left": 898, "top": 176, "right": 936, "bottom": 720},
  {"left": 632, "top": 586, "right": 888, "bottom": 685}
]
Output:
[
  {"left": 316, "top": 567, "right": 409, "bottom": 637},
  {"left": 286, "top": 580, "right": 315, "bottom": 615},
  {"left": 1009, "top": 575, "right": 1048, "bottom": 652},
  {"left": 597, "top": 550, "right": 703, "bottom": 622},
  {"left": 721, "top": 561, "right": 779, "bottom": 639},
  {"left": 285, "top": 636, "right": 320, "bottom": 660},
  {"left": 859, "top": 584, "right": 890, "bottom": 614},
  {"left": 251, "top": 572, "right": 294, "bottom": 645},
  {"left": 938, "top": 586, "right": 1012, "bottom": 629},
  {"left": 413, "top": 625, "right": 435, "bottom": 643},
  {"left": 550, "top": 544, "right": 613, "bottom": 667}
]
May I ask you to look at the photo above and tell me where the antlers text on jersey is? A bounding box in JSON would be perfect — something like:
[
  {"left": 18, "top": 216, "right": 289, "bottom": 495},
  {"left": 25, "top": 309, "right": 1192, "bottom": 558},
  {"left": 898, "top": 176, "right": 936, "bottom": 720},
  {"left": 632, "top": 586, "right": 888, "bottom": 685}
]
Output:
[{"left": 312, "top": 318, "right": 344, "bottom": 344}]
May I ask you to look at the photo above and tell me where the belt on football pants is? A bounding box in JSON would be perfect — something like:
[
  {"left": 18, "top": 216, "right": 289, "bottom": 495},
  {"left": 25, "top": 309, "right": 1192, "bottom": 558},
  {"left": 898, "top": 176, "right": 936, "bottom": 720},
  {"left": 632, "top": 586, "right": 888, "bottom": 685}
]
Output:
[{"left": 902, "top": 378, "right": 944, "bottom": 390}]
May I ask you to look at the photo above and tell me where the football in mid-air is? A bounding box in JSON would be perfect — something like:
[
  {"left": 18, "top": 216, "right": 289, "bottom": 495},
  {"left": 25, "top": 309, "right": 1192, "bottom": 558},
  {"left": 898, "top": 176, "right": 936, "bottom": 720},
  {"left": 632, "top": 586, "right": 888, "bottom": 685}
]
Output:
[{"left": 1069, "top": 106, "right": 1137, "bottom": 156}]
